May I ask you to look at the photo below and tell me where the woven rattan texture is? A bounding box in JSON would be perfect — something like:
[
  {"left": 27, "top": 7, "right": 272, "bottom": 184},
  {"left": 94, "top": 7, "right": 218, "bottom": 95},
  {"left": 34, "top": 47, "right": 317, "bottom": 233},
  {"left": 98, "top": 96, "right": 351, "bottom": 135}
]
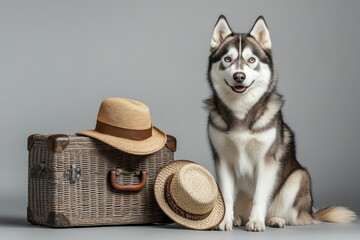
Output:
[{"left": 28, "top": 135, "right": 174, "bottom": 227}]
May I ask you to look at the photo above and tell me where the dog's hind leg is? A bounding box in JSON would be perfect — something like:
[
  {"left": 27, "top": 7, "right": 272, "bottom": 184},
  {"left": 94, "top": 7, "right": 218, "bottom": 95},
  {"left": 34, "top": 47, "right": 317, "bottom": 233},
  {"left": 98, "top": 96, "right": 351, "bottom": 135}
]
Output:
[{"left": 267, "top": 169, "right": 314, "bottom": 226}]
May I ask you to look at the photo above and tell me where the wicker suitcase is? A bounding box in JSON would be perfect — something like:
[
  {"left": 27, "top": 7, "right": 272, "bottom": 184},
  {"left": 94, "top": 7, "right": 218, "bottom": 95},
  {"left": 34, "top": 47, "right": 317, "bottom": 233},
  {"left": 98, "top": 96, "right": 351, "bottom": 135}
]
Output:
[{"left": 27, "top": 134, "right": 176, "bottom": 227}]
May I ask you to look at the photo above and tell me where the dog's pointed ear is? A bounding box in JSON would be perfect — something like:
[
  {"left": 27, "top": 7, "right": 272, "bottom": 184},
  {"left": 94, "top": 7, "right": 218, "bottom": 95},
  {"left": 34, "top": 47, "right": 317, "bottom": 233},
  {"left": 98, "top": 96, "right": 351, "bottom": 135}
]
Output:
[
  {"left": 249, "top": 16, "right": 271, "bottom": 50},
  {"left": 210, "top": 15, "right": 233, "bottom": 51}
]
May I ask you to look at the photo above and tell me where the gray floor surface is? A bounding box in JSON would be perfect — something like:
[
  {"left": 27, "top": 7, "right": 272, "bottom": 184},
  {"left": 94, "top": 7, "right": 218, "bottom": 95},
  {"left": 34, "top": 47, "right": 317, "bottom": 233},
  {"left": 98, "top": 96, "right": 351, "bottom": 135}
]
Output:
[{"left": 1, "top": 196, "right": 359, "bottom": 240}]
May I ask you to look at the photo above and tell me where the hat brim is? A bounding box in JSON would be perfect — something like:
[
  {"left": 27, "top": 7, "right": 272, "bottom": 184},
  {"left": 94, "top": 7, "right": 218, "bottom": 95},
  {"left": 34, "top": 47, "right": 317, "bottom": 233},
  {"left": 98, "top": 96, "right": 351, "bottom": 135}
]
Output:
[
  {"left": 154, "top": 160, "right": 225, "bottom": 230},
  {"left": 76, "top": 126, "right": 167, "bottom": 155}
]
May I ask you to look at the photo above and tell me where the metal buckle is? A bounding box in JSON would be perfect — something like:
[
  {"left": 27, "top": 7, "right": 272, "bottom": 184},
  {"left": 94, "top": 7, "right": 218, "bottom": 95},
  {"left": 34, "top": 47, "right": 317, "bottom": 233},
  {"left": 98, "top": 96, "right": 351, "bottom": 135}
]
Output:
[
  {"left": 115, "top": 168, "right": 141, "bottom": 177},
  {"left": 30, "top": 162, "right": 50, "bottom": 180},
  {"left": 63, "top": 165, "right": 81, "bottom": 184}
]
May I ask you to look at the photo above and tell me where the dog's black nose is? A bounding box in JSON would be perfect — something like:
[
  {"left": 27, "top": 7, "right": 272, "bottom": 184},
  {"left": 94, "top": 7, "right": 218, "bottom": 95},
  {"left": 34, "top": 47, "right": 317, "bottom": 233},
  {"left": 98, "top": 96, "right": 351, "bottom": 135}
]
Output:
[{"left": 233, "top": 72, "right": 246, "bottom": 83}]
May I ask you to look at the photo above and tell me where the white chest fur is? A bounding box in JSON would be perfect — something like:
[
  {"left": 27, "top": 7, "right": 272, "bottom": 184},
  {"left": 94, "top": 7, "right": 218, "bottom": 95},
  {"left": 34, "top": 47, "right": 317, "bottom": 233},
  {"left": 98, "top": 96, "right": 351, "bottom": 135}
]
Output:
[
  {"left": 230, "top": 128, "right": 276, "bottom": 176},
  {"left": 209, "top": 125, "right": 276, "bottom": 191}
]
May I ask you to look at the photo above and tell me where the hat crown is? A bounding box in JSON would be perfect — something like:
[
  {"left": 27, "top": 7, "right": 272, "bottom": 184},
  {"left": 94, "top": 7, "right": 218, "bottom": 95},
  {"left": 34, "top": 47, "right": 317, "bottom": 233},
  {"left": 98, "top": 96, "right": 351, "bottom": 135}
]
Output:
[
  {"left": 97, "top": 98, "right": 152, "bottom": 130},
  {"left": 170, "top": 164, "right": 218, "bottom": 215}
]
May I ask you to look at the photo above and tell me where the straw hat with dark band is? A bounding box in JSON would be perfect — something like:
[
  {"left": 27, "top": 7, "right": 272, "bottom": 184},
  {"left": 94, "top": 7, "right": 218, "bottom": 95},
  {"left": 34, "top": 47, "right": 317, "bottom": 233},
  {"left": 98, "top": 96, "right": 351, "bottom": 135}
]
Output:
[
  {"left": 77, "top": 98, "right": 167, "bottom": 155},
  {"left": 154, "top": 160, "right": 225, "bottom": 230}
]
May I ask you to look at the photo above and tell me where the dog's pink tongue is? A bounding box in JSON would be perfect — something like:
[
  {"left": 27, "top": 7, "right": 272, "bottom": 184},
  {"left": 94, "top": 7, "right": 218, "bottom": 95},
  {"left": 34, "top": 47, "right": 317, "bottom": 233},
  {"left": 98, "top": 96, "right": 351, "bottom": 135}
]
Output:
[{"left": 233, "top": 85, "right": 246, "bottom": 93}]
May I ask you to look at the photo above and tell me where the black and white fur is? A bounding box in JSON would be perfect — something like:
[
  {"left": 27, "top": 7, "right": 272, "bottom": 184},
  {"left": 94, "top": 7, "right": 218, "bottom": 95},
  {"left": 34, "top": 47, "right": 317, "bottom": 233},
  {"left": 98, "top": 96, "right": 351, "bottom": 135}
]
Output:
[{"left": 206, "top": 15, "right": 357, "bottom": 231}]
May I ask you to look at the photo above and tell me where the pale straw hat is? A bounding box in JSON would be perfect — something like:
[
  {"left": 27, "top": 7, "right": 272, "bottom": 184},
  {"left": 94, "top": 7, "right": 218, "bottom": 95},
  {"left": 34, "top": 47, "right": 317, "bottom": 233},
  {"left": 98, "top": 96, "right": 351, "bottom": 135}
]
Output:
[
  {"left": 154, "top": 160, "right": 225, "bottom": 230},
  {"left": 77, "top": 98, "right": 167, "bottom": 155}
]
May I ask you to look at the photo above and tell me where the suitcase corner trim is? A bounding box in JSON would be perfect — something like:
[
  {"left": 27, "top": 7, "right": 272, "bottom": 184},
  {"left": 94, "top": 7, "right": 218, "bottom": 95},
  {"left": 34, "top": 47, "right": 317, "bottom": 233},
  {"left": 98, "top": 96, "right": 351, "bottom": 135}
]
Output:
[
  {"left": 47, "top": 134, "right": 70, "bottom": 153},
  {"left": 27, "top": 134, "right": 39, "bottom": 151},
  {"left": 46, "top": 212, "right": 71, "bottom": 228},
  {"left": 165, "top": 135, "right": 176, "bottom": 152}
]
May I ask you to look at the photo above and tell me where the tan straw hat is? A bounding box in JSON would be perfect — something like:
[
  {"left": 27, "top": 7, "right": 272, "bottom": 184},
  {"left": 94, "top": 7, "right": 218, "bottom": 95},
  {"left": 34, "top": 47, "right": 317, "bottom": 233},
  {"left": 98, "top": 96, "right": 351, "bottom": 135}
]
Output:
[
  {"left": 77, "top": 98, "right": 167, "bottom": 155},
  {"left": 154, "top": 160, "right": 225, "bottom": 230}
]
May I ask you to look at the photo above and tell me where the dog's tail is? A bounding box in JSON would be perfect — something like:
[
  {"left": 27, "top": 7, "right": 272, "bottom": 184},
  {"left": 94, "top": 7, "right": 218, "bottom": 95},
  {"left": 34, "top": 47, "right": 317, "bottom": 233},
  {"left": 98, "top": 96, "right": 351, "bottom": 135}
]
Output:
[{"left": 314, "top": 206, "right": 357, "bottom": 223}]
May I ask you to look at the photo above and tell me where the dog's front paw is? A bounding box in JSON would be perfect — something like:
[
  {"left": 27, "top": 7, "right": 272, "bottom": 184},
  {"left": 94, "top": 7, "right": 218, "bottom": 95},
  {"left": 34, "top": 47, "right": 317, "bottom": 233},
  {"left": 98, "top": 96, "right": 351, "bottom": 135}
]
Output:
[
  {"left": 217, "top": 217, "right": 233, "bottom": 231},
  {"left": 246, "top": 220, "right": 265, "bottom": 232}
]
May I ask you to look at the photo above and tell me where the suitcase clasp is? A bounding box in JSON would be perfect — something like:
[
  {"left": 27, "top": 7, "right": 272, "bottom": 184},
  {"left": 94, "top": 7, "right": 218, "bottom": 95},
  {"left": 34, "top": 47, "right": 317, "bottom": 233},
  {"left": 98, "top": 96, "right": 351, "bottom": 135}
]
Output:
[
  {"left": 30, "top": 162, "right": 50, "bottom": 180},
  {"left": 63, "top": 165, "right": 81, "bottom": 184}
]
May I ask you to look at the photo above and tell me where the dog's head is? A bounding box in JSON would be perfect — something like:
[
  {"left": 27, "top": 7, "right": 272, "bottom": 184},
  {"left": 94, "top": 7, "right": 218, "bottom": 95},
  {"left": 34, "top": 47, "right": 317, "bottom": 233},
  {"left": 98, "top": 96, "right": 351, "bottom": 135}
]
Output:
[{"left": 208, "top": 16, "right": 276, "bottom": 108}]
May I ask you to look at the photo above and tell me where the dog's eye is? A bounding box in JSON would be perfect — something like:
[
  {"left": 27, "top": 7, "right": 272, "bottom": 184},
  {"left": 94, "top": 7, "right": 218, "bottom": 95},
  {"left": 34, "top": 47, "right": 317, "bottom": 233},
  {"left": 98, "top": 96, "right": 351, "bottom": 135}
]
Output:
[
  {"left": 224, "top": 57, "right": 232, "bottom": 62},
  {"left": 248, "top": 57, "right": 256, "bottom": 63}
]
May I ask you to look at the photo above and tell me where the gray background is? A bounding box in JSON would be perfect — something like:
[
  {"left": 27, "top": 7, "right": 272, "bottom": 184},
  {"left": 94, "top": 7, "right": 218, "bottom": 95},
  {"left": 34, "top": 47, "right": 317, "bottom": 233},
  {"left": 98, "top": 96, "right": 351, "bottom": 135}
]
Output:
[{"left": 1, "top": 0, "right": 359, "bottom": 239}]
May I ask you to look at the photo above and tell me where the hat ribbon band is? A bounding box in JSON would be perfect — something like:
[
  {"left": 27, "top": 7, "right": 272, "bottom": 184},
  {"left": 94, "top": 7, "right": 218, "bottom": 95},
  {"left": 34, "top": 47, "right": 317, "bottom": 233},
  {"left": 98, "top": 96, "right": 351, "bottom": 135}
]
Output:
[
  {"left": 95, "top": 120, "right": 152, "bottom": 141},
  {"left": 164, "top": 174, "right": 212, "bottom": 221}
]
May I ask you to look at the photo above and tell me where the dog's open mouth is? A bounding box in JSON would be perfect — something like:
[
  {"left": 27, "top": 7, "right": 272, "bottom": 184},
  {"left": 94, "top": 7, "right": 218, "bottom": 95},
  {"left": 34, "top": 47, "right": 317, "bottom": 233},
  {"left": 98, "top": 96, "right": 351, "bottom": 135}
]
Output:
[
  {"left": 225, "top": 80, "right": 254, "bottom": 93},
  {"left": 232, "top": 85, "right": 248, "bottom": 93}
]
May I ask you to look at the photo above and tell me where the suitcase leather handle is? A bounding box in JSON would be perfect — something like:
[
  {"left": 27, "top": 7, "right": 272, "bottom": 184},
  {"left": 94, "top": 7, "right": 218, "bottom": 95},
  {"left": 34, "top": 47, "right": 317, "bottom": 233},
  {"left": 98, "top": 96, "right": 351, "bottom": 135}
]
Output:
[{"left": 110, "top": 170, "right": 147, "bottom": 192}]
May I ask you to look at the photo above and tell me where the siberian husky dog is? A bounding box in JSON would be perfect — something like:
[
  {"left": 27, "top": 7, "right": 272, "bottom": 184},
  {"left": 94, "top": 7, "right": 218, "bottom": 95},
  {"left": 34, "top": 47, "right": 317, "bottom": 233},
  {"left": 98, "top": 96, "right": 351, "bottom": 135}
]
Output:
[{"left": 206, "top": 15, "right": 357, "bottom": 231}]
